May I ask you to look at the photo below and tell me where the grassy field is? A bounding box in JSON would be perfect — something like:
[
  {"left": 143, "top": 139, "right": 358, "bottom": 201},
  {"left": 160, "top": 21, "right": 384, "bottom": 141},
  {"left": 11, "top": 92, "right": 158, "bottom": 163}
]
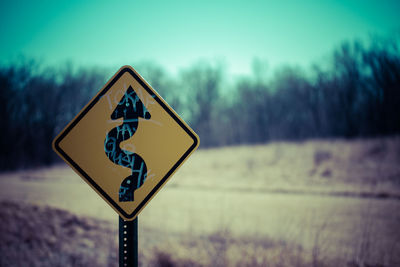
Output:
[{"left": 1, "top": 137, "right": 400, "bottom": 266}]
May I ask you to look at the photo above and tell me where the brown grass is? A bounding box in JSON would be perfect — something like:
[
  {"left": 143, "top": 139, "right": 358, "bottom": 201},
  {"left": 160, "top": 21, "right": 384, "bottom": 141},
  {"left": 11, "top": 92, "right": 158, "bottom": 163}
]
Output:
[{"left": 1, "top": 137, "right": 400, "bottom": 266}]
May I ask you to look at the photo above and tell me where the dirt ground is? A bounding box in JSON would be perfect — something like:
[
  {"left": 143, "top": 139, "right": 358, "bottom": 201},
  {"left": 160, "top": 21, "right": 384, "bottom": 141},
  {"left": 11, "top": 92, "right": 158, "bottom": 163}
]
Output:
[
  {"left": 0, "top": 137, "right": 400, "bottom": 266},
  {"left": 0, "top": 201, "right": 117, "bottom": 267}
]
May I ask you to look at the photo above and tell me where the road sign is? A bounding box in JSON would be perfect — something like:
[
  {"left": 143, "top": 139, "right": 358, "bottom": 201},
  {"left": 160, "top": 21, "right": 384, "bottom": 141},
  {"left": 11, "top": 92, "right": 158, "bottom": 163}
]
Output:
[{"left": 53, "top": 66, "right": 199, "bottom": 220}]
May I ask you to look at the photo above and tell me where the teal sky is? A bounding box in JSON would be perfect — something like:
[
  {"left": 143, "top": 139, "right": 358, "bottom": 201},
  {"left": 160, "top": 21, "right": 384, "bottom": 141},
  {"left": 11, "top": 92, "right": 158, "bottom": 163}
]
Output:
[{"left": 0, "top": 0, "right": 399, "bottom": 75}]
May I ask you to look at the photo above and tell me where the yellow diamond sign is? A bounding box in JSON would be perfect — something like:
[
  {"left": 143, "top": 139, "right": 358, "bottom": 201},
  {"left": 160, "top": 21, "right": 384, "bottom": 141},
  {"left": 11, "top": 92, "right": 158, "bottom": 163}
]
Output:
[{"left": 53, "top": 66, "right": 199, "bottom": 220}]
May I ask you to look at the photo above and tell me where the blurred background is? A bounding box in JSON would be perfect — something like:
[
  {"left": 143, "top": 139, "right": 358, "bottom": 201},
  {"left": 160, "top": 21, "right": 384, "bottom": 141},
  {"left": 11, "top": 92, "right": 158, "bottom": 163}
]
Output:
[{"left": 0, "top": 1, "right": 399, "bottom": 266}]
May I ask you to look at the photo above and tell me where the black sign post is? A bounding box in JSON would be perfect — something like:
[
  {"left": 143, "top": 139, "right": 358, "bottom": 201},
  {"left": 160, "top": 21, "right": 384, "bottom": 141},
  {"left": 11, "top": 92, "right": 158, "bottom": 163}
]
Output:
[{"left": 119, "top": 217, "right": 138, "bottom": 267}]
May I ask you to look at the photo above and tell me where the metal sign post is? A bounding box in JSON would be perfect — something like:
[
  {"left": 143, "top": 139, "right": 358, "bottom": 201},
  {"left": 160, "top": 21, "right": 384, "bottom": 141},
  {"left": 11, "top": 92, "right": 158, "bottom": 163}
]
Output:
[{"left": 119, "top": 216, "right": 138, "bottom": 267}]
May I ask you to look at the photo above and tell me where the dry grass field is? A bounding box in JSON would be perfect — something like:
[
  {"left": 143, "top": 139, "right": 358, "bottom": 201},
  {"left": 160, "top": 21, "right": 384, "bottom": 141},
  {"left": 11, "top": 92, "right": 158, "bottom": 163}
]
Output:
[{"left": 1, "top": 137, "right": 400, "bottom": 266}]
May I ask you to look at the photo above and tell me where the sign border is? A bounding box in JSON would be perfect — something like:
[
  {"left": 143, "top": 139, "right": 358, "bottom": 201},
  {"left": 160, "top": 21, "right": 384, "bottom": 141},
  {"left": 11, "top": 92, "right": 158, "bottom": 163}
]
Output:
[{"left": 53, "top": 66, "right": 199, "bottom": 220}]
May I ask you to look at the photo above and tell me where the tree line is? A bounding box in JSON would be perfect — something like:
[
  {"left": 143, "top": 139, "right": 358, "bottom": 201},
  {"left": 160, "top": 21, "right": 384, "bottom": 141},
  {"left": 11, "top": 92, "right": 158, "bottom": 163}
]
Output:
[{"left": 1, "top": 37, "right": 399, "bottom": 170}]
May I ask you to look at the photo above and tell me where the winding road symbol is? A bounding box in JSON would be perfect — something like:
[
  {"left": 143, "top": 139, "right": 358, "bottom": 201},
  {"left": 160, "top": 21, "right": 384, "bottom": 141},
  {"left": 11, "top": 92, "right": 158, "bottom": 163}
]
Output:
[{"left": 104, "top": 86, "right": 151, "bottom": 202}]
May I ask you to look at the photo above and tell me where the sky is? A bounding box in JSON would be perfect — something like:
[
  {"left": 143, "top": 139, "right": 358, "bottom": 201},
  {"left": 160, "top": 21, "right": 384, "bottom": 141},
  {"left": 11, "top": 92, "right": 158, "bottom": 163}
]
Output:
[{"left": 0, "top": 0, "right": 399, "bottom": 76}]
